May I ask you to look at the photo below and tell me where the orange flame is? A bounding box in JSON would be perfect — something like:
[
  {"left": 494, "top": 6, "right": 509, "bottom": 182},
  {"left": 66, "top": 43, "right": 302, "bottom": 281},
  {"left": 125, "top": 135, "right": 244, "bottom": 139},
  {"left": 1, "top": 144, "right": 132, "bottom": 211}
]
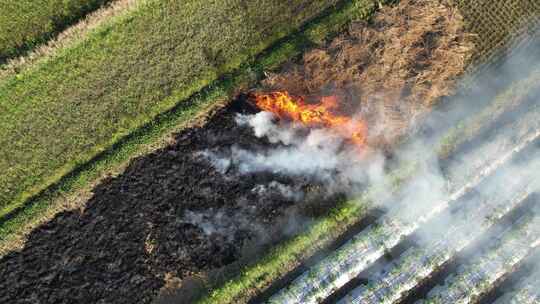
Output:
[{"left": 252, "top": 91, "right": 367, "bottom": 148}]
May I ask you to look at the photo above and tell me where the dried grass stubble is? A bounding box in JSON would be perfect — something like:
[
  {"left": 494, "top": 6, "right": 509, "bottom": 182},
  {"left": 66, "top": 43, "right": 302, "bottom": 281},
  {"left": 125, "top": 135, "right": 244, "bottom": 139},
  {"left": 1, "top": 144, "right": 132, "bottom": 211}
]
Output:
[{"left": 264, "top": 0, "right": 473, "bottom": 148}]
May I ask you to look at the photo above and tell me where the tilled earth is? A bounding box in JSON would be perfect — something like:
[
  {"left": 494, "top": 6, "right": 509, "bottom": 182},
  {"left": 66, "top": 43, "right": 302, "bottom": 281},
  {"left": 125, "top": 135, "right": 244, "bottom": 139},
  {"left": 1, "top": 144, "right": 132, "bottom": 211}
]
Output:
[{"left": 0, "top": 101, "right": 335, "bottom": 304}]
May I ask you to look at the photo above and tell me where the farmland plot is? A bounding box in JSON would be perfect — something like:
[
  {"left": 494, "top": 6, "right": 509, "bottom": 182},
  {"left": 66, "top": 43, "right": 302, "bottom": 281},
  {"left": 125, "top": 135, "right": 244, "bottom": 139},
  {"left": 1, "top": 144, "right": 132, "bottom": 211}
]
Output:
[
  {"left": 0, "top": 0, "right": 347, "bottom": 220},
  {"left": 0, "top": 0, "right": 114, "bottom": 62},
  {"left": 194, "top": 4, "right": 540, "bottom": 303},
  {"left": 337, "top": 185, "right": 539, "bottom": 303},
  {"left": 1, "top": 1, "right": 539, "bottom": 304},
  {"left": 455, "top": 0, "right": 540, "bottom": 67}
]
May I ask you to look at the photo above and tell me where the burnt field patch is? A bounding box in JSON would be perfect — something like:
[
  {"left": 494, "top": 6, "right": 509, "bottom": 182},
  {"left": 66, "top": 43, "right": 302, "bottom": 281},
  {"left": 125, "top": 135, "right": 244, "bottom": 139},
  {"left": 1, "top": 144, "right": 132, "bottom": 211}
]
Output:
[{"left": 0, "top": 100, "right": 346, "bottom": 304}]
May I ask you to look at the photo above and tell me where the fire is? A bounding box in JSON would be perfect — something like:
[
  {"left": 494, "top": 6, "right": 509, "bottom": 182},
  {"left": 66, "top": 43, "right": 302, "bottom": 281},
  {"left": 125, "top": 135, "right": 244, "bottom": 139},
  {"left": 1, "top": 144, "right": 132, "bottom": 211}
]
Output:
[{"left": 251, "top": 91, "right": 367, "bottom": 148}]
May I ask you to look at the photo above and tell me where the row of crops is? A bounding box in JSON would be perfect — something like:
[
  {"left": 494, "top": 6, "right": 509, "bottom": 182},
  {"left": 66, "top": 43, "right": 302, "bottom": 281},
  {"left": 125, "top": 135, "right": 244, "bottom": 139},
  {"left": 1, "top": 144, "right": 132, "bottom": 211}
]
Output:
[
  {"left": 454, "top": 0, "right": 540, "bottom": 69},
  {"left": 198, "top": 53, "right": 540, "bottom": 303},
  {"left": 493, "top": 263, "right": 540, "bottom": 304},
  {"left": 339, "top": 189, "right": 538, "bottom": 303},
  {"left": 269, "top": 120, "right": 540, "bottom": 304},
  {"left": 418, "top": 214, "right": 540, "bottom": 304},
  {"left": 2, "top": 0, "right": 390, "bottom": 251}
]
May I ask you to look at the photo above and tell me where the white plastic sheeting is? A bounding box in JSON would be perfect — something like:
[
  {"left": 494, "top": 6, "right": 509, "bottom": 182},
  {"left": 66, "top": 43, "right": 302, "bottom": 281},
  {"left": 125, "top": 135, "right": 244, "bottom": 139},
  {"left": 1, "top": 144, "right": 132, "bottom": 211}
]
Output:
[
  {"left": 418, "top": 215, "right": 540, "bottom": 304},
  {"left": 269, "top": 130, "right": 540, "bottom": 304},
  {"left": 338, "top": 188, "right": 536, "bottom": 304}
]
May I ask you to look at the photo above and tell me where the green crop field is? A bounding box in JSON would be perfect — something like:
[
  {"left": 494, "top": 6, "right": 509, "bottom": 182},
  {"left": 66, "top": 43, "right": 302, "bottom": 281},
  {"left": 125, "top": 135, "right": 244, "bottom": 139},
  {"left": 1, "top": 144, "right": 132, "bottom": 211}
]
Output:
[
  {"left": 455, "top": 0, "right": 540, "bottom": 66},
  {"left": 0, "top": 0, "right": 114, "bottom": 62},
  {"left": 0, "top": 0, "right": 346, "bottom": 222}
]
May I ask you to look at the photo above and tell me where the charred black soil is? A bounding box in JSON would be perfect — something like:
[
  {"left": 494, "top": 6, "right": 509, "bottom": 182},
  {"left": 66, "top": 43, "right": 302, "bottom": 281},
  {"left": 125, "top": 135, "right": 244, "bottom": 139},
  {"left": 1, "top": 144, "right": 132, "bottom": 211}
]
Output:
[{"left": 0, "top": 100, "right": 342, "bottom": 304}]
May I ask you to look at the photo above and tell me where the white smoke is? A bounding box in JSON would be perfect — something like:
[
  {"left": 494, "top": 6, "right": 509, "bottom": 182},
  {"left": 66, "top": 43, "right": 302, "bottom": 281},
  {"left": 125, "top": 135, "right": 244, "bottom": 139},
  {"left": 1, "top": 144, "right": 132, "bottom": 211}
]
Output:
[
  {"left": 182, "top": 208, "right": 266, "bottom": 242},
  {"left": 251, "top": 181, "right": 303, "bottom": 202},
  {"left": 235, "top": 111, "right": 296, "bottom": 144},
  {"left": 200, "top": 111, "right": 386, "bottom": 195},
  {"left": 191, "top": 30, "right": 540, "bottom": 289}
]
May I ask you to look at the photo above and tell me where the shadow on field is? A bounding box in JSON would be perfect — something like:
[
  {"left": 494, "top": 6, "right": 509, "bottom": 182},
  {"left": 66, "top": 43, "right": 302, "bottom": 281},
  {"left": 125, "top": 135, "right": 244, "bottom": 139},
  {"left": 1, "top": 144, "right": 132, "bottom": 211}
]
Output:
[{"left": 0, "top": 102, "right": 334, "bottom": 304}]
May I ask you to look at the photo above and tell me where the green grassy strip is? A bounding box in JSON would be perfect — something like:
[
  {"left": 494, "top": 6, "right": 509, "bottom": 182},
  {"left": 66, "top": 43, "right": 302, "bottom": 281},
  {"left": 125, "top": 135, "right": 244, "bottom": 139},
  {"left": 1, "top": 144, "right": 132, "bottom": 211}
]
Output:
[
  {"left": 0, "top": 0, "right": 349, "bottom": 219},
  {"left": 0, "top": 0, "right": 389, "bottom": 246},
  {"left": 196, "top": 54, "right": 540, "bottom": 304},
  {"left": 0, "top": 0, "right": 114, "bottom": 62}
]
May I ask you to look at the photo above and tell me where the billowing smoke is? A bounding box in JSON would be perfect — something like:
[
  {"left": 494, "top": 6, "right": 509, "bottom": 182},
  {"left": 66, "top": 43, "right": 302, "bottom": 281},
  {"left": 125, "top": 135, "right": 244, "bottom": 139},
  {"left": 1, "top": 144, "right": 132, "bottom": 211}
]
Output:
[
  {"left": 200, "top": 111, "right": 386, "bottom": 196},
  {"left": 182, "top": 209, "right": 266, "bottom": 242},
  {"left": 196, "top": 33, "right": 540, "bottom": 219},
  {"left": 251, "top": 181, "right": 304, "bottom": 202},
  {"left": 186, "top": 24, "right": 540, "bottom": 292}
]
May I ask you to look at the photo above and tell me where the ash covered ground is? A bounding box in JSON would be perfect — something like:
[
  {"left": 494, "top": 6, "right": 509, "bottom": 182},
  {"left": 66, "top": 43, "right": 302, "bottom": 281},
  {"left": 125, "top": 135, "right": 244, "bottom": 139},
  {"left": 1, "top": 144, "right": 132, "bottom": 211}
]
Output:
[{"left": 0, "top": 101, "right": 347, "bottom": 304}]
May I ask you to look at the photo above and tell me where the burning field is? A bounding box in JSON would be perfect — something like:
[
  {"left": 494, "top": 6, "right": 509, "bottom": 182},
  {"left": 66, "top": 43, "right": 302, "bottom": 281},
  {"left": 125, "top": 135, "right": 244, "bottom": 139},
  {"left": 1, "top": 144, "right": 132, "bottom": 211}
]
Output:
[
  {"left": 263, "top": 0, "right": 472, "bottom": 148},
  {"left": 1, "top": 1, "right": 540, "bottom": 304}
]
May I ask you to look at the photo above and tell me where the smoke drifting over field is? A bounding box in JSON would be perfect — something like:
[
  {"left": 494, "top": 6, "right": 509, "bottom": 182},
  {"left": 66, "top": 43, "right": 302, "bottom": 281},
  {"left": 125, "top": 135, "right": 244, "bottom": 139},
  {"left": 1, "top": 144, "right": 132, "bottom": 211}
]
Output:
[
  {"left": 201, "top": 111, "right": 384, "bottom": 194},
  {"left": 177, "top": 10, "right": 540, "bottom": 304},
  {"left": 195, "top": 29, "right": 540, "bottom": 289}
]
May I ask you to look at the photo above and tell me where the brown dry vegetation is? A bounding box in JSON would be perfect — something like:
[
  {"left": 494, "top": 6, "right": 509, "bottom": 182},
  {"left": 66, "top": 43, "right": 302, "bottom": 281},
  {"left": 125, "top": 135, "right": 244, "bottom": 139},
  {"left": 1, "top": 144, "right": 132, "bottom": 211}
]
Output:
[{"left": 264, "top": 0, "right": 473, "bottom": 147}]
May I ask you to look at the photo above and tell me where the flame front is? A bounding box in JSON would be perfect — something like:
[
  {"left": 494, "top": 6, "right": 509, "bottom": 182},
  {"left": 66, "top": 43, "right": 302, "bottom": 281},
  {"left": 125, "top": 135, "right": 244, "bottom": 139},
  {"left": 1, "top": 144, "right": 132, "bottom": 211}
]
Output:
[{"left": 252, "top": 91, "right": 367, "bottom": 148}]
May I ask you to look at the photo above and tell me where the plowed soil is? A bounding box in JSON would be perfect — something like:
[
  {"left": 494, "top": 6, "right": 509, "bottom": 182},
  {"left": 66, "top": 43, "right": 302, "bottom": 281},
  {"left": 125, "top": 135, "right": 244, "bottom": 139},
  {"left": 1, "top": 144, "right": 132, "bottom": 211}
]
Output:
[{"left": 0, "top": 0, "right": 473, "bottom": 303}]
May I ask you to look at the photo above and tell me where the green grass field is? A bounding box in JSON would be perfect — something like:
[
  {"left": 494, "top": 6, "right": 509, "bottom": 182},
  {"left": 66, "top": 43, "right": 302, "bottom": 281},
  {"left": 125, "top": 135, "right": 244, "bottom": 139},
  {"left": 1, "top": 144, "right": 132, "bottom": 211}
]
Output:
[
  {"left": 0, "top": 0, "right": 114, "bottom": 62},
  {"left": 0, "top": 0, "right": 346, "bottom": 221}
]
